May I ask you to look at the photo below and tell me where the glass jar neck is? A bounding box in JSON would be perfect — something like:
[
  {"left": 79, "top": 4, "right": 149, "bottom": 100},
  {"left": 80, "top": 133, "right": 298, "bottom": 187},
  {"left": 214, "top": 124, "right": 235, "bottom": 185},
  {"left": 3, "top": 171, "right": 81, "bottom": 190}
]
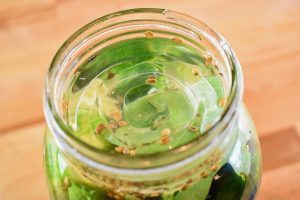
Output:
[{"left": 44, "top": 8, "right": 243, "bottom": 179}]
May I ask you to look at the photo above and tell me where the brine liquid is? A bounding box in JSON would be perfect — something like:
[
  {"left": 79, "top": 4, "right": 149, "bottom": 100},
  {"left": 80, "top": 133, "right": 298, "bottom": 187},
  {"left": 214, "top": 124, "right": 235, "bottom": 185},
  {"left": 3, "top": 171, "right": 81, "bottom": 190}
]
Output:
[
  {"left": 64, "top": 37, "right": 227, "bottom": 155},
  {"left": 45, "top": 36, "right": 260, "bottom": 200}
]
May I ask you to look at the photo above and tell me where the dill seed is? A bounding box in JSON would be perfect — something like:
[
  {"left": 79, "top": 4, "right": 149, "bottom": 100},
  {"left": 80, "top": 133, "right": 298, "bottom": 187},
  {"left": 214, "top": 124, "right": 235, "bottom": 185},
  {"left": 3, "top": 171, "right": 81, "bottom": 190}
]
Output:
[
  {"left": 192, "top": 68, "right": 200, "bottom": 76},
  {"left": 146, "top": 78, "right": 157, "bottom": 84},
  {"left": 188, "top": 126, "right": 198, "bottom": 132},
  {"left": 161, "top": 128, "right": 171, "bottom": 136},
  {"left": 115, "top": 146, "right": 124, "bottom": 153},
  {"left": 107, "top": 110, "right": 122, "bottom": 121},
  {"left": 159, "top": 136, "right": 170, "bottom": 145},
  {"left": 145, "top": 31, "right": 154, "bottom": 38},
  {"left": 201, "top": 171, "right": 209, "bottom": 178},
  {"left": 112, "top": 111, "right": 122, "bottom": 121},
  {"left": 219, "top": 98, "right": 226, "bottom": 107},
  {"left": 107, "top": 72, "right": 115, "bottom": 80},
  {"left": 88, "top": 55, "right": 96, "bottom": 62},
  {"left": 172, "top": 37, "right": 182, "bottom": 44},
  {"left": 187, "top": 179, "right": 193, "bottom": 184},
  {"left": 181, "top": 184, "right": 188, "bottom": 190},
  {"left": 210, "top": 165, "right": 219, "bottom": 171},
  {"left": 205, "top": 56, "right": 213, "bottom": 65},
  {"left": 95, "top": 124, "right": 106, "bottom": 134},
  {"left": 214, "top": 175, "right": 221, "bottom": 180}
]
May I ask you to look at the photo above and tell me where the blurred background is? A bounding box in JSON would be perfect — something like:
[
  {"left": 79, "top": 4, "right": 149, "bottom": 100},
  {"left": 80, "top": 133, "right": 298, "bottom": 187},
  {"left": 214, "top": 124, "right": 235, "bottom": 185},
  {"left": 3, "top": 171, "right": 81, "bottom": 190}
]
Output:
[{"left": 0, "top": 0, "right": 299, "bottom": 199}]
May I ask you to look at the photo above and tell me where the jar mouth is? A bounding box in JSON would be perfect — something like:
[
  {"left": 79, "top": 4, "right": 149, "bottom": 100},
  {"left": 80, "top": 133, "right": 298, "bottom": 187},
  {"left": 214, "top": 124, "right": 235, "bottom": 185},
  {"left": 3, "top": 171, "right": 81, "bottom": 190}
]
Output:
[{"left": 44, "top": 8, "right": 243, "bottom": 173}]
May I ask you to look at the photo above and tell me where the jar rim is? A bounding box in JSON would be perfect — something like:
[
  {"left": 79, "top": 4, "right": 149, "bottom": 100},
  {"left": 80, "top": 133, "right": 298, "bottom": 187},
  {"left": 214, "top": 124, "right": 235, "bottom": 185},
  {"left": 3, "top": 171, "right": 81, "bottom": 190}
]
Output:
[{"left": 44, "top": 8, "right": 243, "bottom": 174}]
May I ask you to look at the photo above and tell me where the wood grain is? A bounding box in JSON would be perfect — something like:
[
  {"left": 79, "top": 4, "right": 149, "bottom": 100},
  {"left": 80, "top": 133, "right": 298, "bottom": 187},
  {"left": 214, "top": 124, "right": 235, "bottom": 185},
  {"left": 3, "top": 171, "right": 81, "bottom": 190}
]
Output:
[
  {"left": 0, "top": 0, "right": 300, "bottom": 199},
  {"left": 258, "top": 161, "right": 300, "bottom": 200},
  {"left": 260, "top": 127, "right": 300, "bottom": 171},
  {"left": 1, "top": 123, "right": 300, "bottom": 199},
  {"left": 0, "top": 124, "right": 47, "bottom": 200},
  {"left": 0, "top": 0, "right": 300, "bottom": 134}
]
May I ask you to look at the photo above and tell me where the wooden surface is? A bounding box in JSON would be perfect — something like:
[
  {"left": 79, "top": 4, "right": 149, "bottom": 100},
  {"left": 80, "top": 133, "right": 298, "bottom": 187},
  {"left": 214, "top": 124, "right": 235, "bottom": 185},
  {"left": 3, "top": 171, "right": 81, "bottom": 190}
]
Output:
[{"left": 0, "top": 0, "right": 299, "bottom": 199}]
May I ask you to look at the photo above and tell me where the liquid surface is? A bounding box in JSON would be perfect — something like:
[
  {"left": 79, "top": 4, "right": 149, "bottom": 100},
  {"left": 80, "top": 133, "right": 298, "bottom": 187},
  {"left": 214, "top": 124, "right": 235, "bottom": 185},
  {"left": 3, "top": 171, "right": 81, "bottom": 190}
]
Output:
[
  {"left": 64, "top": 37, "right": 227, "bottom": 156},
  {"left": 45, "top": 36, "right": 261, "bottom": 200}
]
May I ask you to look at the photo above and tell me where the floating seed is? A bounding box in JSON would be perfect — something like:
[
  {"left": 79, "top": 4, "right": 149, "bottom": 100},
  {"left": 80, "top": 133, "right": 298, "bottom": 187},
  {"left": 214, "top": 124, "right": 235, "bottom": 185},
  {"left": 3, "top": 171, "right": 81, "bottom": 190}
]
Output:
[
  {"left": 210, "top": 165, "right": 219, "bottom": 171},
  {"left": 205, "top": 56, "right": 213, "bottom": 65},
  {"left": 192, "top": 68, "right": 200, "bottom": 76},
  {"left": 115, "top": 146, "right": 124, "bottom": 153},
  {"left": 107, "top": 110, "right": 122, "bottom": 121},
  {"left": 172, "top": 37, "right": 182, "bottom": 44},
  {"left": 144, "top": 31, "right": 154, "bottom": 38},
  {"left": 95, "top": 124, "right": 106, "bottom": 134},
  {"left": 146, "top": 78, "right": 157, "bottom": 84},
  {"left": 219, "top": 98, "right": 226, "bottom": 107},
  {"left": 88, "top": 55, "right": 96, "bottom": 62},
  {"left": 219, "top": 72, "right": 224, "bottom": 77},
  {"left": 187, "top": 179, "right": 193, "bottom": 184},
  {"left": 201, "top": 171, "right": 209, "bottom": 178},
  {"left": 214, "top": 174, "right": 221, "bottom": 180},
  {"left": 159, "top": 136, "right": 170, "bottom": 145},
  {"left": 188, "top": 126, "right": 198, "bottom": 132},
  {"left": 117, "top": 120, "right": 127, "bottom": 127},
  {"left": 113, "top": 112, "right": 122, "bottom": 121},
  {"left": 161, "top": 128, "right": 171, "bottom": 136},
  {"left": 181, "top": 184, "right": 188, "bottom": 190},
  {"left": 107, "top": 72, "right": 115, "bottom": 80}
]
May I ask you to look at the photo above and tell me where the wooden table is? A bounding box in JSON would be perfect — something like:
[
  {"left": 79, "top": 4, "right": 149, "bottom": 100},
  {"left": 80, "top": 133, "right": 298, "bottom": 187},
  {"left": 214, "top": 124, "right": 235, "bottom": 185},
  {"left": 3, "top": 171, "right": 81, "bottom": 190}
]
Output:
[{"left": 0, "top": 0, "right": 299, "bottom": 199}]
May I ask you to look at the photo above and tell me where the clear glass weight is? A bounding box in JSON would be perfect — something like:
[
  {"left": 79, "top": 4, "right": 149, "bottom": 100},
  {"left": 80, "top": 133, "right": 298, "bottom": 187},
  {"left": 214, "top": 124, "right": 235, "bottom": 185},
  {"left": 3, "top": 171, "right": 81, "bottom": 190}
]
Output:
[{"left": 44, "top": 8, "right": 262, "bottom": 200}]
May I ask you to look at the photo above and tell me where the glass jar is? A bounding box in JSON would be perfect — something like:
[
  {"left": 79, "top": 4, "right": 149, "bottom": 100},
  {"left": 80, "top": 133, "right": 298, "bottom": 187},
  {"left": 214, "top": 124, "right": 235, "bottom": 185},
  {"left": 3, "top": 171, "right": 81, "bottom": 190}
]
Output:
[{"left": 44, "top": 8, "right": 262, "bottom": 200}]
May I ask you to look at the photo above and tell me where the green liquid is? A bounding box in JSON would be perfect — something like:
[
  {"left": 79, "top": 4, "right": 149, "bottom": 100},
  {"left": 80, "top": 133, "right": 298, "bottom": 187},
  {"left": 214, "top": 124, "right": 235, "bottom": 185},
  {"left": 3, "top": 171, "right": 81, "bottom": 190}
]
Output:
[{"left": 66, "top": 37, "right": 226, "bottom": 155}]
